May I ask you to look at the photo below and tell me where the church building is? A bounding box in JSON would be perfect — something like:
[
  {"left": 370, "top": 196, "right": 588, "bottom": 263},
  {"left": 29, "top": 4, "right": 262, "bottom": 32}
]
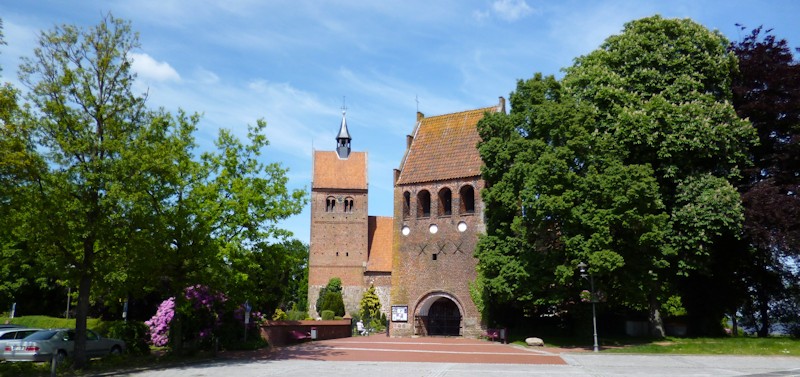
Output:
[{"left": 309, "top": 98, "right": 505, "bottom": 337}]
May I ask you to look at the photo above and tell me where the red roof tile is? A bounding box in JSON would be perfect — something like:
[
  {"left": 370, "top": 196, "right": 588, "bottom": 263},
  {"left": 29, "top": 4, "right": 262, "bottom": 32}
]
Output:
[
  {"left": 396, "top": 106, "right": 499, "bottom": 185},
  {"left": 367, "top": 216, "right": 393, "bottom": 272},
  {"left": 312, "top": 151, "right": 367, "bottom": 190}
]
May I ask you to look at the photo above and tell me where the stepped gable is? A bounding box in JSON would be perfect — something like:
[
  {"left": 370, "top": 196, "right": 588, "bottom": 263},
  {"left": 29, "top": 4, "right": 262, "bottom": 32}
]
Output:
[{"left": 396, "top": 106, "right": 498, "bottom": 185}]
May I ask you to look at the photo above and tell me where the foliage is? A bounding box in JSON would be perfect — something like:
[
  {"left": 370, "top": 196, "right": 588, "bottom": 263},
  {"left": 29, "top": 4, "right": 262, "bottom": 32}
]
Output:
[
  {"left": 316, "top": 278, "right": 344, "bottom": 317},
  {"left": 3, "top": 13, "right": 161, "bottom": 367},
  {"left": 359, "top": 285, "right": 382, "bottom": 323},
  {"left": 319, "top": 291, "right": 346, "bottom": 317},
  {"left": 106, "top": 321, "right": 151, "bottom": 356},
  {"left": 729, "top": 26, "right": 800, "bottom": 337},
  {"left": 272, "top": 308, "right": 287, "bottom": 320},
  {"left": 476, "top": 15, "right": 757, "bottom": 338},
  {"left": 1, "top": 13, "right": 307, "bottom": 361},
  {"left": 320, "top": 310, "right": 335, "bottom": 320}
]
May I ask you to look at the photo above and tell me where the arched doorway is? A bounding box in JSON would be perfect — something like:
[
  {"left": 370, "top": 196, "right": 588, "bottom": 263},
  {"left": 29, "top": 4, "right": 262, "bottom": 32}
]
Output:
[{"left": 414, "top": 292, "right": 463, "bottom": 336}]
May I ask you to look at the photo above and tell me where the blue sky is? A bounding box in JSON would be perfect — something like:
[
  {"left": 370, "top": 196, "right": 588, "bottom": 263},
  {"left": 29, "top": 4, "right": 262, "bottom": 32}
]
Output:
[{"left": 2, "top": 1, "right": 799, "bottom": 244}]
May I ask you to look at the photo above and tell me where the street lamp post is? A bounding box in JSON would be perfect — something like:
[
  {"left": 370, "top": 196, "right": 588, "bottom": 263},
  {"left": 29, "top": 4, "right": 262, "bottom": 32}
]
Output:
[{"left": 577, "top": 262, "right": 599, "bottom": 352}]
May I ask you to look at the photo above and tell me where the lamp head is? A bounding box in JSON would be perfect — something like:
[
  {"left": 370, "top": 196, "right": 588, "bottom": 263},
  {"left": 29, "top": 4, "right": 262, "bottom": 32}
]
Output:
[{"left": 577, "top": 262, "right": 587, "bottom": 274}]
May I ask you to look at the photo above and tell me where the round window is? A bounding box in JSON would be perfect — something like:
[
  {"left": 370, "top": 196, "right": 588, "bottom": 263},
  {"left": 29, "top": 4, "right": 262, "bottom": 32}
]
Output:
[
  {"left": 401, "top": 225, "right": 411, "bottom": 236},
  {"left": 457, "top": 221, "right": 468, "bottom": 232},
  {"left": 429, "top": 224, "right": 438, "bottom": 234}
]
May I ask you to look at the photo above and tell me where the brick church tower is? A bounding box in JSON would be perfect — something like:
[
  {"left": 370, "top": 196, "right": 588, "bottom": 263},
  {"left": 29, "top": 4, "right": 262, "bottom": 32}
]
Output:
[
  {"left": 389, "top": 98, "right": 505, "bottom": 337},
  {"left": 308, "top": 110, "right": 393, "bottom": 318}
]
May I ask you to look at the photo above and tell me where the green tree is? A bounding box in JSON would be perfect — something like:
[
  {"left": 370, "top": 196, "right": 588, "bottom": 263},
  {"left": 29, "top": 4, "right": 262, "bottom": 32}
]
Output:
[
  {"left": 729, "top": 26, "right": 800, "bottom": 337},
  {"left": 477, "top": 16, "right": 757, "bottom": 337},
  {"left": 317, "top": 278, "right": 344, "bottom": 317},
  {"left": 11, "top": 15, "right": 169, "bottom": 367},
  {"left": 359, "top": 285, "right": 382, "bottom": 325},
  {"left": 227, "top": 239, "right": 308, "bottom": 315}
]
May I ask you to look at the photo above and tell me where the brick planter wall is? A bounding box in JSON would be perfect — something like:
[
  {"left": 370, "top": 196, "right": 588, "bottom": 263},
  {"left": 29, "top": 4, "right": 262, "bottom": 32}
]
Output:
[{"left": 260, "top": 319, "right": 352, "bottom": 347}]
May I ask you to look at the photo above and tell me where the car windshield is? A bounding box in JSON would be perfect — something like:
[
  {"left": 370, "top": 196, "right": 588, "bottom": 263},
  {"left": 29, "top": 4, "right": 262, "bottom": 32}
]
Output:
[{"left": 24, "top": 330, "right": 57, "bottom": 340}]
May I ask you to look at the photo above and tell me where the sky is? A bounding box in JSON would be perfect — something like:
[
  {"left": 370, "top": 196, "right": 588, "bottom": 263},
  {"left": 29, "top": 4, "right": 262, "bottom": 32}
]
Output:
[{"left": 2, "top": 0, "right": 799, "bottom": 244}]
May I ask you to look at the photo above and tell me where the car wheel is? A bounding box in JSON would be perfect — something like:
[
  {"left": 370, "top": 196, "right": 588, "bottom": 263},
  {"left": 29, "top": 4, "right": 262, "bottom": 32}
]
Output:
[
  {"left": 109, "top": 346, "right": 122, "bottom": 356},
  {"left": 55, "top": 350, "right": 67, "bottom": 364}
]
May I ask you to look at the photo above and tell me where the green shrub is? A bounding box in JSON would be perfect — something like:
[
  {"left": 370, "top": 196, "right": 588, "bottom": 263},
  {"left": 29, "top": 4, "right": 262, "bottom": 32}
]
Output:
[
  {"left": 319, "top": 291, "right": 345, "bottom": 317},
  {"left": 272, "top": 308, "right": 287, "bottom": 320},
  {"left": 286, "top": 309, "right": 307, "bottom": 321},
  {"left": 106, "top": 321, "right": 151, "bottom": 355},
  {"left": 321, "top": 310, "right": 335, "bottom": 320}
]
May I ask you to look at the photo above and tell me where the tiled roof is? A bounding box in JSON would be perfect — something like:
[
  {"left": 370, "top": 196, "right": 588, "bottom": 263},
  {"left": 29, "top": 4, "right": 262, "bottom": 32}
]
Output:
[
  {"left": 312, "top": 151, "right": 367, "bottom": 190},
  {"left": 367, "top": 216, "right": 393, "bottom": 272},
  {"left": 396, "top": 105, "right": 499, "bottom": 185}
]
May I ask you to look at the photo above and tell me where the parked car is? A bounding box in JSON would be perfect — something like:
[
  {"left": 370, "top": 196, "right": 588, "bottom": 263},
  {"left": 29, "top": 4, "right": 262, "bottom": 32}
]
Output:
[
  {"left": 0, "top": 327, "right": 41, "bottom": 361},
  {"left": 2, "top": 329, "right": 125, "bottom": 363}
]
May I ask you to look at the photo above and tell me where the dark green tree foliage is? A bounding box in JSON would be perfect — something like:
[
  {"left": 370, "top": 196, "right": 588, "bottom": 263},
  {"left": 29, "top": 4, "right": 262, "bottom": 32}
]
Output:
[
  {"left": 12, "top": 15, "right": 159, "bottom": 367},
  {"left": 729, "top": 26, "right": 800, "bottom": 337},
  {"left": 317, "top": 278, "right": 345, "bottom": 317},
  {"left": 477, "top": 16, "right": 757, "bottom": 337},
  {"left": 227, "top": 239, "right": 308, "bottom": 314}
]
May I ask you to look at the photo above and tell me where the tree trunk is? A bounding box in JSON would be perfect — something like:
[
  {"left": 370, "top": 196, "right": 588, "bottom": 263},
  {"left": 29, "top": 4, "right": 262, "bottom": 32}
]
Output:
[
  {"left": 73, "top": 267, "right": 93, "bottom": 369},
  {"left": 648, "top": 294, "right": 665, "bottom": 338},
  {"left": 757, "top": 289, "right": 770, "bottom": 337},
  {"left": 731, "top": 312, "right": 738, "bottom": 336}
]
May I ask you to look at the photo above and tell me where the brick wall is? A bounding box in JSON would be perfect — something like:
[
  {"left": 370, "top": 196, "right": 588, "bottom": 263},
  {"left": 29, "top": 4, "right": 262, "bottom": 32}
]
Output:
[
  {"left": 391, "top": 177, "right": 486, "bottom": 337},
  {"left": 308, "top": 187, "right": 369, "bottom": 317}
]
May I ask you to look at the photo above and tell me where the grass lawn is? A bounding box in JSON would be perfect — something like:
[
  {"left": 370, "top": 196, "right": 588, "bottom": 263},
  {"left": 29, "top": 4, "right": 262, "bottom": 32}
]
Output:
[
  {"left": 603, "top": 336, "right": 800, "bottom": 356},
  {"left": 523, "top": 336, "right": 800, "bottom": 356}
]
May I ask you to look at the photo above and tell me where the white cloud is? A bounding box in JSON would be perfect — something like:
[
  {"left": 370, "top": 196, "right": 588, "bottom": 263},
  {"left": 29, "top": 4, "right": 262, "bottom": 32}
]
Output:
[
  {"left": 491, "top": 0, "right": 534, "bottom": 22},
  {"left": 130, "top": 53, "right": 181, "bottom": 82}
]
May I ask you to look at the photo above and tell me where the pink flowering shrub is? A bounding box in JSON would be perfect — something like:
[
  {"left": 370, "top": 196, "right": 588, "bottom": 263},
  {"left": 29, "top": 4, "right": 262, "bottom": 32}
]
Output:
[
  {"left": 144, "top": 297, "right": 175, "bottom": 347},
  {"left": 145, "top": 285, "right": 230, "bottom": 348}
]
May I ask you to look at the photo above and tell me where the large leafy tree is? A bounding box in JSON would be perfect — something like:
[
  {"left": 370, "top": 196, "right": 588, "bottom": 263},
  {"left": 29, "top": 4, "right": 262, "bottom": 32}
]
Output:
[
  {"left": 729, "top": 26, "right": 800, "bottom": 336},
  {"left": 477, "top": 16, "right": 757, "bottom": 337},
  {"left": 10, "top": 15, "right": 169, "bottom": 367}
]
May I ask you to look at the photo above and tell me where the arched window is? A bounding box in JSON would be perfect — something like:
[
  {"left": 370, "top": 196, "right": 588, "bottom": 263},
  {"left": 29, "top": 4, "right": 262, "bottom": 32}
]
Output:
[
  {"left": 403, "top": 191, "right": 411, "bottom": 218},
  {"left": 417, "top": 190, "right": 431, "bottom": 218},
  {"left": 344, "top": 197, "right": 354, "bottom": 212},
  {"left": 326, "top": 196, "right": 336, "bottom": 212},
  {"left": 438, "top": 188, "right": 452, "bottom": 216},
  {"left": 459, "top": 185, "right": 475, "bottom": 214}
]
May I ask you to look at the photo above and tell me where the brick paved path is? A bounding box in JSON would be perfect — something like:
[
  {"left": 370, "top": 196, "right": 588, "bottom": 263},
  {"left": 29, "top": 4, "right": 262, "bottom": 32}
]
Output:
[{"left": 264, "top": 334, "right": 567, "bottom": 365}]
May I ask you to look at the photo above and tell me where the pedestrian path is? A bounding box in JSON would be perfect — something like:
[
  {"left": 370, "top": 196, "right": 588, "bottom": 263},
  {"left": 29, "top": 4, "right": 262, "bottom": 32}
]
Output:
[{"left": 265, "top": 334, "right": 567, "bottom": 365}]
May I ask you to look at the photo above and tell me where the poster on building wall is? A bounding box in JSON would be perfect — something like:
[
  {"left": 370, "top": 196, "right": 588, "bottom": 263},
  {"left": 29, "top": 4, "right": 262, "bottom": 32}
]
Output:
[{"left": 391, "top": 305, "right": 408, "bottom": 322}]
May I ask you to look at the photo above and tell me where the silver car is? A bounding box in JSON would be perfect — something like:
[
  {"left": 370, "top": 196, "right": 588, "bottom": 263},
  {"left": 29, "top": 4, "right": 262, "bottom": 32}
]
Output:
[
  {"left": 0, "top": 327, "right": 41, "bottom": 361},
  {"left": 2, "top": 328, "right": 125, "bottom": 363}
]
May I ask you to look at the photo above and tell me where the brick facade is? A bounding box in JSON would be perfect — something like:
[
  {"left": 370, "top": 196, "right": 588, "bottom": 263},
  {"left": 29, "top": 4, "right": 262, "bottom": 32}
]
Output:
[
  {"left": 308, "top": 100, "right": 503, "bottom": 336},
  {"left": 390, "top": 178, "right": 486, "bottom": 337}
]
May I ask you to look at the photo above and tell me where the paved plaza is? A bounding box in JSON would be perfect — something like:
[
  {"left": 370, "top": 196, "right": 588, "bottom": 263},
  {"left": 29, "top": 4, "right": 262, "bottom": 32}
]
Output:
[{"left": 100, "top": 335, "right": 800, "bottom": 377}]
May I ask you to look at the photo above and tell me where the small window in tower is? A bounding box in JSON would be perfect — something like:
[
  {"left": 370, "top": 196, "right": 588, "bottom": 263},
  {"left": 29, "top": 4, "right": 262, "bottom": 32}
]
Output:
[
  {"left": 326, "top": 196, "right": 336, "bottom": 212},
  {"left": 403, "top": 191, "right": 411, "bottom": 218},
  {"left": 344, "top": 197, "right": 354, "bottom": 212},
  {"left": 438, "top": 187, "right": 452, "bottom": 216},
  {"left": 417, "top": 190, "right": 431, "bottom": 218},
  {"left": 432, "top": 253, "right": 438, "bottom": 261},
  {"left": 460, "top": 185, "right": 475, "bottom": 214}
]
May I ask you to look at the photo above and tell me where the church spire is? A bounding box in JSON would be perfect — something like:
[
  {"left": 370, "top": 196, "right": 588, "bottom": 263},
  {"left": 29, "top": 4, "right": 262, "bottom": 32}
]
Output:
[{"left": 336, "top": 102, "right": 351, "bottom": 159}]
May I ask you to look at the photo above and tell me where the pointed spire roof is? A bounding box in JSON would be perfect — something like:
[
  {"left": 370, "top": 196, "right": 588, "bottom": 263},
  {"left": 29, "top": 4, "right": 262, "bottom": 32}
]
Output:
[
  {"left": 337, "top": 110, "right": 351, "bottom": 140},
  {"left": 336, "top": 108, "right": 352, "bottom": 159}
]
